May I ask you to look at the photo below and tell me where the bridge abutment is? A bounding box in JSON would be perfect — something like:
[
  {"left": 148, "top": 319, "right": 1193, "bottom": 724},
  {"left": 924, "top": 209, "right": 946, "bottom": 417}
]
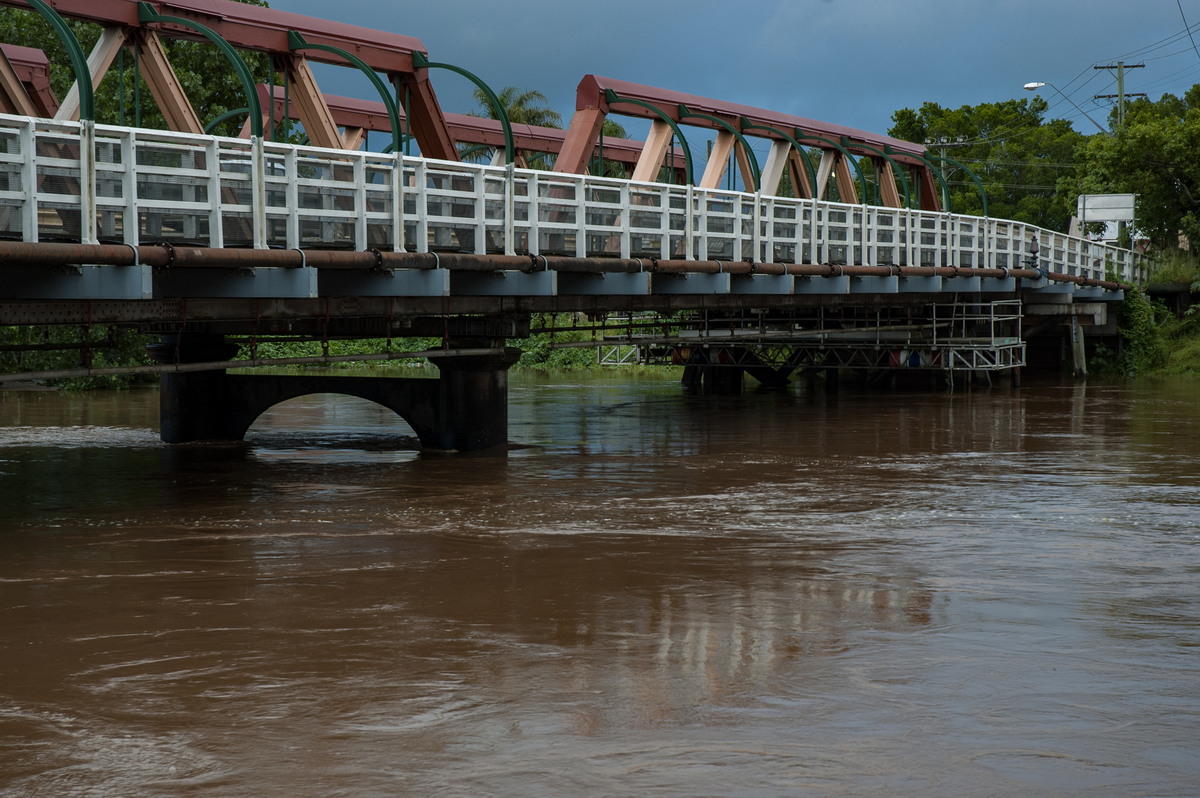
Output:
[{"left": 149, "top": 334, "right": 521, "bottom": 452}]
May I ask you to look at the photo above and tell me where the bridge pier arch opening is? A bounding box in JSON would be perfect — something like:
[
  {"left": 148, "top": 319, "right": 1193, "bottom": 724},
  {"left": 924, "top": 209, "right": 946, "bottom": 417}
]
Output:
[{"left": 148, "top": 333, "right": 522, "bottom": 452}]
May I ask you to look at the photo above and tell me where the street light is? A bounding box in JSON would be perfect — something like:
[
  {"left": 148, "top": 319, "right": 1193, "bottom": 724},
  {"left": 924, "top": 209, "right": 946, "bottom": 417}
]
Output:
[{"left": 1023, "top": 82, "right": 1108, "bottom": 134}]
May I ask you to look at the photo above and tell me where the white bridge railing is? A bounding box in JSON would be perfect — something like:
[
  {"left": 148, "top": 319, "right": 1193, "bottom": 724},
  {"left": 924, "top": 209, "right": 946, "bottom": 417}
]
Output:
[{"left": 0, "top": 114, "right": 1147, "bottom": 285}]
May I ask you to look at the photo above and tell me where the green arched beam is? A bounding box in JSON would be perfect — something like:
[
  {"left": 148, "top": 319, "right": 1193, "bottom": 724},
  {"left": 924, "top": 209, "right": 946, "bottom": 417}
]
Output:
[
  {"left": 382, "top": 133, "right": 416, "bottom": 154},
  {"left": 603, "top": 89, "right": 694, "bottom": 185},
  {"left": 137, "top": 2, "right": 262, "bottom": 137},
  {"left": 205, "top": 106, "right": 248, "bottom": 134},
  {"left": 844, "top": 138, "right": 912, "bottom": 209},
  {"left": 289, "top": 31, "right": 402, "bottom": 154},
  {"left": 456, "top": 142, "right": 493, "bottom": 162},
  {"left": 902, "top": 149, "right": 953, "bottom": 213},
  {"left": 678, "top": 106, "right": 759, "bottom": 191},
  {"left": 412, "top": 51, "right": 512, "bottom": 165},
  {"left": 24, "top": 0, "right": 94, "bottom": 120},
  {"left": 793, "top": 130, "right": 870, "bottom": 204},
  {"left": 738, "top": 118, "right": 819, "bottom": 199}
]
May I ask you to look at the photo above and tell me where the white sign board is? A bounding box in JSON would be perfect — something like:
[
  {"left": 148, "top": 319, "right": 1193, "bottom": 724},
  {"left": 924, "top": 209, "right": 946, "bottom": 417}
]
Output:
[{"left": 1078, "top": 194, "right": 1136, "bottom": 223}]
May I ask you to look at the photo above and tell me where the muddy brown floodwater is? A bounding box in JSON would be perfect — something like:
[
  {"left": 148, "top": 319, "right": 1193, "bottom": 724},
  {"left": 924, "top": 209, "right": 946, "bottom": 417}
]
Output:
[{"left": 1, "top": 372, "right": 1198, "bottom": 797}]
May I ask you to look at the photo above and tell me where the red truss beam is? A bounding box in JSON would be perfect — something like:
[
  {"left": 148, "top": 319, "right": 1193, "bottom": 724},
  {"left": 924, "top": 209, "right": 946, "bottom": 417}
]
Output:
[
  {"left": 555, "top": 75, "right": 938, "bottom": 209},
  {"left": 570, "top": 75, "right": 927, "bottom": 161},
  {"left": 0, "top": 43, "right": 57, "bottom": 117},
  {"left": 0, "top": 0, "right": 459, "bottom": 159},
  {"left": 0, "top": 0, "right": 425, "bottom": 72},
  {"left": 254, "top": 84, "right": 686, "bottom": 171}
]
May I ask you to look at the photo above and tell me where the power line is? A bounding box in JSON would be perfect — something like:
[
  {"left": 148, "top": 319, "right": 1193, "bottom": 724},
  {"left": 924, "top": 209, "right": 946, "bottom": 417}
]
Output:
[
  {"left": 1177, "top": 0, "right": 1200, "bottom": 64},
  {"left": 946, "top": 181, "right": 1060, "bottom": 191},
  {"left": 1105, "top": 18, "right": 1200, "bottom": 62},
  {"left": 958, "top": 159, "right": 1078, "bottom": 169},
  {"left": 1138, "top": 62, "right": 1200, "bottom": 95}
]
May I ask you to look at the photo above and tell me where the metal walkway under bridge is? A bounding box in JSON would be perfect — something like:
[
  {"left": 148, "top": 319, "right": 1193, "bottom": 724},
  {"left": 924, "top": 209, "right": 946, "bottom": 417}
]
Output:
[{"left": 0, "top": 0, "right": 1146, "bottom": 447}]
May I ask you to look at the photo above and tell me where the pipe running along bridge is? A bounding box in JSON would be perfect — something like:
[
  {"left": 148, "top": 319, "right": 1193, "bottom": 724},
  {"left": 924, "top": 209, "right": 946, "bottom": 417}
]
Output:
[{"left": 0, "top": 0, "right": 1144, "bottom": 450}]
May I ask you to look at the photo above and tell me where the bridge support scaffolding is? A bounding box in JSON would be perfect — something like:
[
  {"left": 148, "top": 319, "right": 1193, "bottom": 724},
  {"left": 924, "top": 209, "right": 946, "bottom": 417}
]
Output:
[{"left": 149, "top": 334, "right": 521, "bottom": 451}]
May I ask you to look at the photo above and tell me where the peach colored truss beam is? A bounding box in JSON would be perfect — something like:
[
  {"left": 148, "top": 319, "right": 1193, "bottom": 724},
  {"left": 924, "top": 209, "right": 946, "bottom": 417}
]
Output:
[
  {"left": 56, "top": 26, "right": 125, "bottom": 122},
  {"left": 759, "top": 140, "right": 791, "bottom": 196},
  {"left": 787, "top": 149, "right": 813, "bottom": 198},
  {"left": 340, "top": 126, "right": 365, "bottom": 151},
  {"left": 630, "top": 119, "right": 675, "bottom": 183},
  {"left": 876, "top": 160, "right": 901, "bottom": 207},
  {"left": 698, "top": 129, "right": 735, "bottom": 189},
  {"left": 129, "top": 29, "right": 202, "bottom": 133},
  {"left": 831, "top": 152, "right": 859, "bottom": 204},
  {"left": 279, "top": 55, "right": 342, "bottom": 150}
]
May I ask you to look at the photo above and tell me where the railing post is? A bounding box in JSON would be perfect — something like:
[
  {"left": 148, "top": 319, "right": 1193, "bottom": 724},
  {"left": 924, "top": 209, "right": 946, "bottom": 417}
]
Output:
[
  {"left": 527, "top": 171, "right": 540, "bottom": 256},
  {"left": 504, "top": 162, "right": 515, "bottom": 256},
  {"left": 576, "top": 174, "right": 587, "bottom": 258},
  {"left": 121, "top": 129, "right": 137, "bottom": 245},
  {"left": 905, "top": 208, "right": 915, "bottom": 268},
  {"left": 20, "top": 121, "right": 37, "bottom": 243},
  {"left": 79, "top": 119, "right": 97, "bottom": 244},
  {"left": 393, "top": 153, "right": 405, "bottom": 252},
  {"left": 285, "top": 147, "right": 299, "bottom": 249},
  {"left": 414, "top": 159, "right": 428, "bottom": 253},
  {"left": 752, "top": 190, "right": 762, "bottom": 263},
  {"left": 206, "top": 138, "right": 222, "bottom": 247},
  {"left": 667, "top": 183, "right": 676, "bottom": 258},
  {"left": 473, "top": 165, "right": 486, "bottom": 255},
  {"left": 354, "top": 153, "right": 367, "bottom": 251},
  {"left": 685, "top": 184, "right": 695, "bottom": 261},
  {"left": 866, "top": 205, "right": 877, "bottom": 266},
  {"left": 859, "top": 205, "right": 868, "bottom": 266},
  {"left": 619, "top": 181, "right": 631, "bottom": 259},
  {"left": 251, "top": 135, "right": 266, "bottom": 249},
  {"left": 696, "top": 186, "right": 708, "bottom": 261},
  {"left": 982, "top": 217, "right": 992, "bottom": 270},
  {"left": 949, "top": 214, "right": 960, "bottom": 268}
]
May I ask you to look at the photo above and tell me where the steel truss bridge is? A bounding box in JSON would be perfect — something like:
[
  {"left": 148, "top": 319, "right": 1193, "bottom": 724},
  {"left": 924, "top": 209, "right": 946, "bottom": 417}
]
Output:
[{"left": 0, "top": 0, "right": 1145, "bottom": 446}]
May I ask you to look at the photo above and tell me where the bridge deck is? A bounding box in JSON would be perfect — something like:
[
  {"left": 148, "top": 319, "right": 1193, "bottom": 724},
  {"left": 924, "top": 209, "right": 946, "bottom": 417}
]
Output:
[{"left": 0, "top": 114, "right": 1142, "bottom": 306}]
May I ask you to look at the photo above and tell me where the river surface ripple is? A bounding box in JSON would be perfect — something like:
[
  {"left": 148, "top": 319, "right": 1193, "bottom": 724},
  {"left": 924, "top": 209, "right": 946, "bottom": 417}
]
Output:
[{"left": 1, "top": 374, "right": 1198, "bottom": 797}]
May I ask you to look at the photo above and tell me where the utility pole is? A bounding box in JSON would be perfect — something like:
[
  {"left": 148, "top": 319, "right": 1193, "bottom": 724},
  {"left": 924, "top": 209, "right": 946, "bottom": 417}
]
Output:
[
  {"left": 923, "top": 136, "right": 969, "bottom": 208},
  {"left": 1093, "top": 61, "right": 1146, "bottom": 125}
]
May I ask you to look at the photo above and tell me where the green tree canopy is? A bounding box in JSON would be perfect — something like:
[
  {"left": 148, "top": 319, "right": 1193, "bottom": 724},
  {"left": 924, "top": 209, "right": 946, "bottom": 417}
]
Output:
[
  {"left": 889, "top": 97, "right": 1085, "bottom": 229},
  {"left": 1066, "top": 87, "right": 1200, "bottom": 251}
]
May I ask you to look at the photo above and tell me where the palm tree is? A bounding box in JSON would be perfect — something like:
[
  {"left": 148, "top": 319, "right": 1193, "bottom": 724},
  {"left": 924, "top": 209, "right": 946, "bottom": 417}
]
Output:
[
  {"left": 470, "top": 86, "right": 563, "bottom": 128},
  {"left": 461, "top": 86, "right": 563, "bottom": 167}
]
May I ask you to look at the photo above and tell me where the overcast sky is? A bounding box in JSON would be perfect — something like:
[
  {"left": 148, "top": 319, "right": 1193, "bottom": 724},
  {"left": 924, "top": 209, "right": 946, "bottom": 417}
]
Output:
[{"left": 271, "top": 0, "right": 1200, "bottom": 141}]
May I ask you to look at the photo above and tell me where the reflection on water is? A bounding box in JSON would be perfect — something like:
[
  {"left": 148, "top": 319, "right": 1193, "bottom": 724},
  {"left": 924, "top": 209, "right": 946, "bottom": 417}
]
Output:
[{"left": 1, "top": 374, "right": 1199, "bottom": 796}]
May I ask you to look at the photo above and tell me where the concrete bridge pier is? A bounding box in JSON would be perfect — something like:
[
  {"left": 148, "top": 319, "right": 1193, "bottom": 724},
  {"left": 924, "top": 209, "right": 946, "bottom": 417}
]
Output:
[
  {"left": 425, "top": 344, "right": 523, "bottom": 451},
  {"left": 148, "top": 334, "right": 522, "bottom": 452},
  {"left": 147, "top": 334, "right": 242, "bottom": 444}
]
